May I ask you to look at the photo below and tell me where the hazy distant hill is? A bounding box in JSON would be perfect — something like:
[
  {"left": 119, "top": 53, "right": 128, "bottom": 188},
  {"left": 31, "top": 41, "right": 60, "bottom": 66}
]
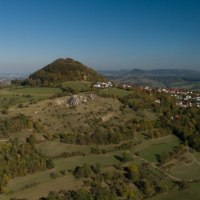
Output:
[
  {"left": 0, "top": 73, "right": 27, "bottom": 86},
  {"left": 99, "top": 68, "right": 200, "bottom": 90},
  {"left": 131, "top": 69, "right": 200, "bottom": 77},
  {"left": 99, "top": 68, "right": 200, "bottom": 76},
  {"left": 25, "top": 58, "right": 106, "bottom": 87}
]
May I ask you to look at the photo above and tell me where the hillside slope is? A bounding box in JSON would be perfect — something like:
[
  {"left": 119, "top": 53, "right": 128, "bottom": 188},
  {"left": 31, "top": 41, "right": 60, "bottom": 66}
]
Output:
[{"left": 25, "top": 58, "right": 106, "bottom": 87}]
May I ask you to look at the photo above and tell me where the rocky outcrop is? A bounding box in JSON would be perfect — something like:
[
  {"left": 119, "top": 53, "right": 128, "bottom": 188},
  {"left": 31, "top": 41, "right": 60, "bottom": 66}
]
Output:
[
  {"left": 55, "top": 93, "right": 95, "bottom": 107},
  {"left": 68, "top": 95, "right": 80, "bottom": 107}
]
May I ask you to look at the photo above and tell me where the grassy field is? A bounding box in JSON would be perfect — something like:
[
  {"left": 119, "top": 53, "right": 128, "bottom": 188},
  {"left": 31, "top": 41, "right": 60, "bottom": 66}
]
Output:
[
  {"left": 150, "top": 182, "right": 200, "bottom": 200},
  {"left": 169, "top": 160, "right": 200, "bottom": 180},
  {"left": 100, "top": 88, "right": 132, "bottom": 97},
  {"left": 169, "top": 82, "right": 200, "bottom": 90},
  {"left": 0, "top": 87, "right": 62, "bottom": 96},
  {"left": 1, "top": 150, "right": 122, "bottom": 200},
  {"left": 133, "top": 135, "right": 180, "bottom": 162},
  {"left": 36, "top": 141, "right": 117, "bottom": 157},
  {"left": 54, "top": 151, "right": 122, "bottom": 170},
  {"left": 2, "top": 173, "right": 81, "bottom": 200},
  {"left": 36, "top": 141, "right": 92, "bottom": 156},
  {"left": 62, "top": 81, "right": 91, "bottom": 92},
  {"left": 0, "top": 87, "right": 62, "bottom": 111},
  {"left": 192, "top": 151, "right": 200, "bottom": 164}
]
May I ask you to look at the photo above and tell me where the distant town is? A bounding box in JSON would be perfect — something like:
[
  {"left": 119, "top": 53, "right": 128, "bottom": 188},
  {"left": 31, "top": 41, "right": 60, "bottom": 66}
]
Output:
[{"left": 93, "top": 81, "right": 200, "bottom": 109}]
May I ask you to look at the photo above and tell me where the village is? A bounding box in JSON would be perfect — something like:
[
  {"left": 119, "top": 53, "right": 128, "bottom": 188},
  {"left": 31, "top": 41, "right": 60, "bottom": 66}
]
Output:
[
  {"left": 93, "top": 81, "right": 200, "bottom": 108},
  {"left": 155, "top": 87, "right": 200, "bottom": 108}
]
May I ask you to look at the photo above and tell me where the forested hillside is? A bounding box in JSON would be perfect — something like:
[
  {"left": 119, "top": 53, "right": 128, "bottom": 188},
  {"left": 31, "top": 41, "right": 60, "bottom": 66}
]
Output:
[{"left": 23, "top": 58, "right": 105, "bottom": 87}]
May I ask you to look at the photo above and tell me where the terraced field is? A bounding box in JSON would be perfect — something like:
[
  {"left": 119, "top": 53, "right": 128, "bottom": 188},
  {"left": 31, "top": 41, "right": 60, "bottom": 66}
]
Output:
[{"left": 0, "top": 86, "right": 199, "bottom": 200}]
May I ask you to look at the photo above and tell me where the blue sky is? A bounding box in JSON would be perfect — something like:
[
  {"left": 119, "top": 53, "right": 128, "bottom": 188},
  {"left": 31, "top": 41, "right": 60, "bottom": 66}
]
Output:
[{"left": 0, "top": 0, "right": 200, "bottom": 73}]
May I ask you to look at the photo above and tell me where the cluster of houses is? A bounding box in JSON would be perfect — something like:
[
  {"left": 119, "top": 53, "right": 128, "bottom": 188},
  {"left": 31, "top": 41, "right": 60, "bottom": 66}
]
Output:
[
  {"left": 121, "top": 84, "right": 132, "bottom": 89},
  {"left": 174, "top": 94, "right": 200, "bottom": 108},
  {"left": 0, "top": 78, "right": 11, "bottom": 85},
  {"left": 93, "top": 81, "right": 132, "bottom": 89},
  {"left": 93, "top": 81, "right": 200, "bottom": 108},
  {"left": 164, "top": 89, "right": 199, "bottom": 108},
  {"left": 93, "top": 81, "right": 113, "bottom": 88},
  {"left": 150, "top": 87, "right": 200, "bottom": 108},
  {"left": 93, "top": 82, "right": 113, "bottom": 88}
]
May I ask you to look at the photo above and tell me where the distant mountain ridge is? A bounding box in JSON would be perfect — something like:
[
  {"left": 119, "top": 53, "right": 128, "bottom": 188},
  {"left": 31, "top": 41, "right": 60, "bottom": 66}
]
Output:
[
  {"left": 130, "top": 69, "right": 200, "bottom": 77},
  {"left": 0, "top": 73, "right": 28, "bottom": 78},
  {"left": 24, "top": 58, "right": 106, "bottom": 87},
  {"left": 99, "top": 68, "right": 200, "bottom": 90},
  {"left": 99, "top": 68, "right": 200, "bottom": 77}
]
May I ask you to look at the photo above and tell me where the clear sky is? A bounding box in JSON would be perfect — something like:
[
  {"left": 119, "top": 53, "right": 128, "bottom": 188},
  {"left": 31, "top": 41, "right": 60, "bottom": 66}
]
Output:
[{"left": 0, "top": 0, "right": 200, "bottom": 73}]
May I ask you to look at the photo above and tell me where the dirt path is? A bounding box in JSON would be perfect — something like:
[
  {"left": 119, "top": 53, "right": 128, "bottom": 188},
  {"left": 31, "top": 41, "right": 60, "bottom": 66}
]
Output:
[
  {"left": 101, "top": 113, "right": 114, "bottom": 122},
  {"left": 187, "top": 146, "right": 200, "bottom": 167},
  {"left": 134, "top": 154, "right": 184, "bottom": 182},
  {"left": 0, "top": 139, "right": 8, "bottom": 142}
]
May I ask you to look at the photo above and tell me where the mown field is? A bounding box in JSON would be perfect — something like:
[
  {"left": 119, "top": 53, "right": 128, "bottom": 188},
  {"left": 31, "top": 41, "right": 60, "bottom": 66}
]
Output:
[
  {"left": 169, "top": 161, "right": 200, "bottom": 180},
  {"left": 100, "top": 87, "right": 132, "bottom": 97},
  {"left": 150, "top": 182, "right": 200, "bottom": 200},
  {"left": 62, "top": 81, "right": 91, "bottom": 92},
  {"left": 133, "top": 135, "right": 180, "bottom": 162}
]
